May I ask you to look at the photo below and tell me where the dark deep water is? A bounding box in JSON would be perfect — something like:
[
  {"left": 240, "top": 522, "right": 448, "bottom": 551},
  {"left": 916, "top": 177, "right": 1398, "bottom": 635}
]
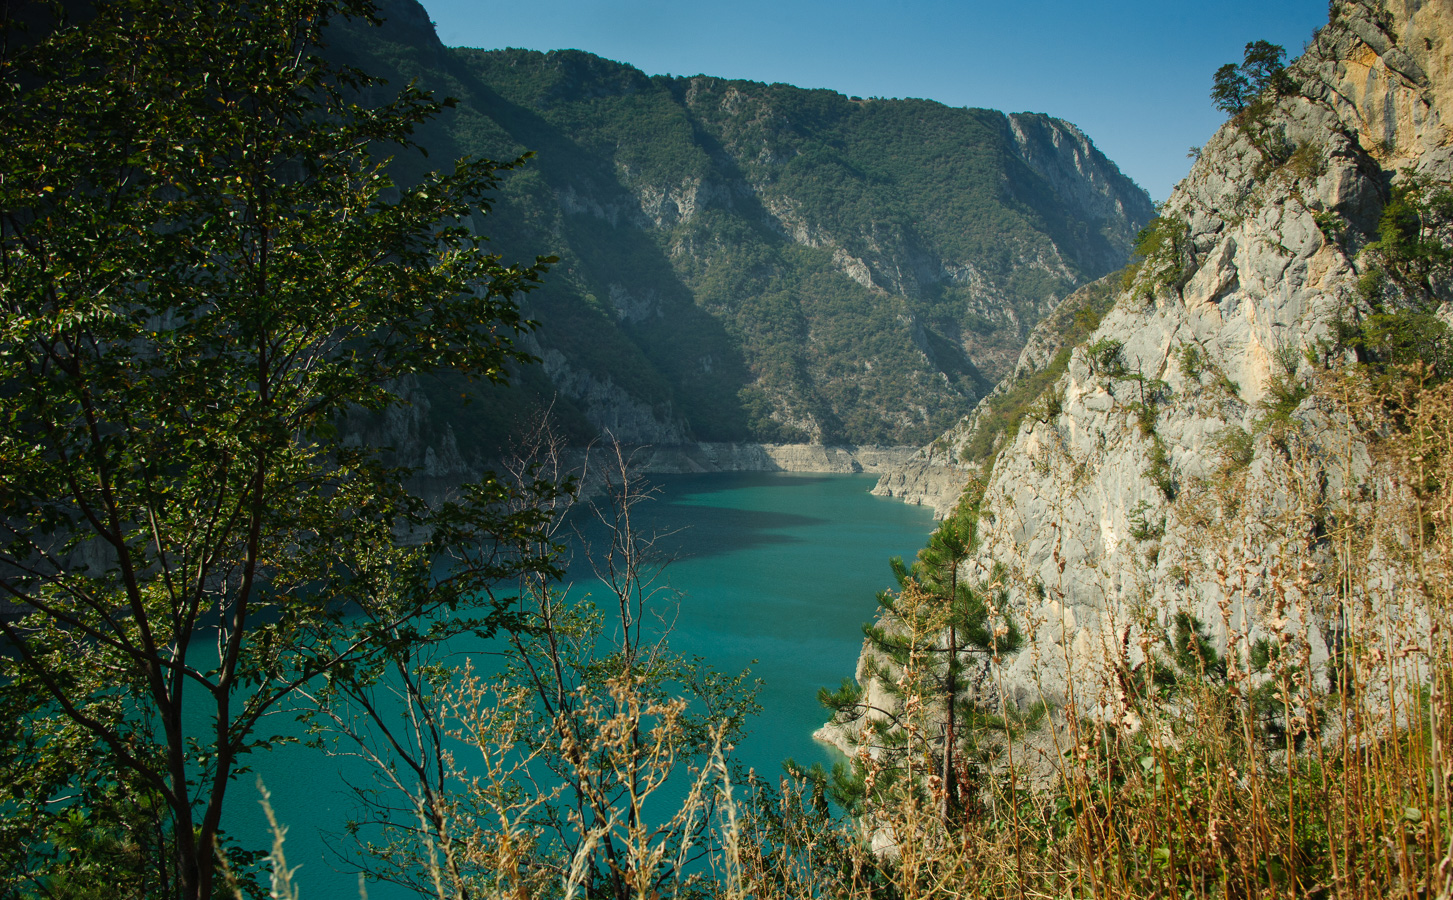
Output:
[{"left": 217, "top": 471, "right": 935, "bottom": 897}]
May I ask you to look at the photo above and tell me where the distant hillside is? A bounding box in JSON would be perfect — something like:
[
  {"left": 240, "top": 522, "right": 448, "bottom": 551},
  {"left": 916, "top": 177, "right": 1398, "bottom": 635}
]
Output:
[{"left": 330, "top": 0, "right": 1155, "bottom": 456}]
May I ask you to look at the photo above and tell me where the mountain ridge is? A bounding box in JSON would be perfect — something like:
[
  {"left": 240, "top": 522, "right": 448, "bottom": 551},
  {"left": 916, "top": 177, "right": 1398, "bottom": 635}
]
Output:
[{"left": 331, "top": 3, "right": 1155, "bottom": 461}]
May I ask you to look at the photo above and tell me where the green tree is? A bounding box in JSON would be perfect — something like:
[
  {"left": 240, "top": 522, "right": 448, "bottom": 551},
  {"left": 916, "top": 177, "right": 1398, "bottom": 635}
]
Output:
[
  {"left": 821, "top": 513, "right": 1020, "bottom": 825},
  {"left": 0, "top": 1, "right": 553, "bottom": 896},
  {"left": 1211, "top": 62, "right": 1252, "bottom": 116},
  {"left": 1212, "top": 40, "right": 1293, "bottom": 116}
]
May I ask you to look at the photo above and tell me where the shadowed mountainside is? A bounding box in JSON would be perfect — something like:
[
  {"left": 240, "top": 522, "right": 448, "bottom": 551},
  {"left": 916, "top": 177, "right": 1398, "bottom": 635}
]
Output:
[{"left": 328, "top": 0, "right": 1155, "bottom": 462}]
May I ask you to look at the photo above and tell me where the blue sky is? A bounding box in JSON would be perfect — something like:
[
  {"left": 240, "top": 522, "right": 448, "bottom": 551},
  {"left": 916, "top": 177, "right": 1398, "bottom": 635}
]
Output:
[{"left": 417, "top": 0, "right": 1329, "bottom": 202}]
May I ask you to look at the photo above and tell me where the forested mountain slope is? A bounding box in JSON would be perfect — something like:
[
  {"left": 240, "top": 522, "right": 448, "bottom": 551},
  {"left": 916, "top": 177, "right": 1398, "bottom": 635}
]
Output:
[{"left": 331, "top": 0, "right": 1154, "bottom": 455}]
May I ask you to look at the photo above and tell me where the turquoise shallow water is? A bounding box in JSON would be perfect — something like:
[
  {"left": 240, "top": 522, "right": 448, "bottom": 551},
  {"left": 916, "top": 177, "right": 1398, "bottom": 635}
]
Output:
[{"left": 217, "top": 471, "right": 934, "bottom": 897}]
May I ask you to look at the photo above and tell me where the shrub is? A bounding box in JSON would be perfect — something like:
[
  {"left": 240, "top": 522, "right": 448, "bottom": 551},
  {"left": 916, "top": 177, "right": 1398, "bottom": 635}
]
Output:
[
  {"left": 1129, "top": 216, "right": 1194, "bottom": 298},
  {"left": 1256, "top": 371, "right": 1311, "bottom": 434},
  {"left": 1027, "top": 387, "right": 1063, "bottom": 423},
  {"left": 1313, "top": 208, "right": 1346, "bottom": 242},
  {"left": 1145, "top": 435, "right": 1177, "bottom": 500},
  {"left": 1286, "top": 141, "right": 1326, "bottom": 180},
  {"left": 1340, "top": 180, "right": 1453, "bottom": 381},
  {"left": 1127, "top": 500, "right": 1165, "bottom": 542},
  {"left": 1087, "top": 338, "right": 1126, "bottom": 377},
  {"left": 1178, "top": 344, "right": 1205, "bottom": 379},
  {"left": 1215, "top": 425, "right": 1256, "bottom": 472},
  {"left": 1212, "top": 367, "right": 1241, "bottom": 397},
  {"left": 1347, "top": 179, "right": 1453, "bottom": 354}
]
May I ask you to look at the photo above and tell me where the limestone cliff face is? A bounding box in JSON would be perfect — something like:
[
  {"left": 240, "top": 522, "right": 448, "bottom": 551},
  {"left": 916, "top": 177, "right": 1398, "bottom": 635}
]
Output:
[
  {"left": 592, "top": 443, "right": 917, "bottom": 475},
  {"left": 840, "top": 0, "right": 1452, "bottom": 744},
  {"left": 974, "top": 0, "right": 1451, "bottom": 706},
  {"left": 868, "top": 461, "right": 971, "bottom": 519},
  {"left": 1006, "top": 116, "right": 1148, "bottom": 275}
]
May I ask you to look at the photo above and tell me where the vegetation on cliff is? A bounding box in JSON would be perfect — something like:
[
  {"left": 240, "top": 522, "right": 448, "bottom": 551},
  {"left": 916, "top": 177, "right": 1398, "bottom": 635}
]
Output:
[{"left": 823, "top": 1, "right": 1453, "bottom": 896}]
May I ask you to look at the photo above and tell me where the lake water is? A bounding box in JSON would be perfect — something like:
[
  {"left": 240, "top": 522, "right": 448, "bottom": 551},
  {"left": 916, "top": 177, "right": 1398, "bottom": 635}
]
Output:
[{"left": 221, "top": 471, "right": 934, "bottom": 897}]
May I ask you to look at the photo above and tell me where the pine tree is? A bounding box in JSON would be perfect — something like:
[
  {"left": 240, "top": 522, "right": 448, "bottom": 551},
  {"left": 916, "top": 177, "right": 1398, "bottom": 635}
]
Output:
[
  {"left": 1212, "top": 40, "right": 1294, "bottom": 117},
  {"left": 822, "top": 513, "right": 1021, "bottom": 825}
]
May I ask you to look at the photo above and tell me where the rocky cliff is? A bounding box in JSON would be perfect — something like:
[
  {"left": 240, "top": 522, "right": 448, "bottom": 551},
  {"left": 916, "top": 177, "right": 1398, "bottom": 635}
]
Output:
[{"left": 836, "top": 0, "right": 1452, "bottom": 749}]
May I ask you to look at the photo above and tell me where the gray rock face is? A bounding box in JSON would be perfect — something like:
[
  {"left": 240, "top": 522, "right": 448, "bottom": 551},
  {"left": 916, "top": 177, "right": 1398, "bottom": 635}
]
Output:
[
  {"left": 1007, "top": 116, "right": 1149, "bottom": 274},
  {"left": 981, "top": 0, "right": 1452, "bottom": 706},
  {"left": 598, "top": 443, "right": 917, "bottom": 475},
  {"left": 869, "top": 460, "right": 971, "bottom": 519},
  {"left": 842, "top": 0, "right": 1453, "bottom": 742}
]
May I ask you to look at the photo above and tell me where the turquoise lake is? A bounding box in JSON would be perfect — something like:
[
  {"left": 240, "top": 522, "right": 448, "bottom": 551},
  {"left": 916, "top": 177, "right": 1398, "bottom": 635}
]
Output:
[{"left": 221, "top": 471, "right": 934, "bottom": 897}]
